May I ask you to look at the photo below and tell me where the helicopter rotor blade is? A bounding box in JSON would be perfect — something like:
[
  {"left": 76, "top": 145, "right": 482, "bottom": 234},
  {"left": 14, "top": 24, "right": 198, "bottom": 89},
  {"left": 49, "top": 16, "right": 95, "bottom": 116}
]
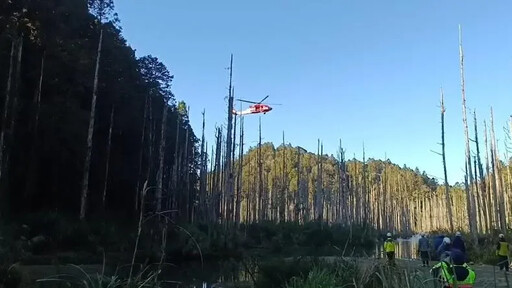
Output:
[
  {"left": 236, "top": 99, "right": 259, "bottom": 104},
  {"left": 258, "top": 95, "right": 269, "bottom": 104}
]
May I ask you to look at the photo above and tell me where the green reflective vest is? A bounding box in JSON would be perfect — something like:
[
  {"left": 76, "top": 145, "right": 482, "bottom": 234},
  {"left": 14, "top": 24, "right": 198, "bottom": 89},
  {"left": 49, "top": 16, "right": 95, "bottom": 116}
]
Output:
[
  {"left": 431, "top": 262, "right": 476, "bottom": 286},
  {"left": 497, "top": 241, "right": 509, "bottom": 256},
  {"left": 384, "top": 239, "right": 395, "bottom": 252}
]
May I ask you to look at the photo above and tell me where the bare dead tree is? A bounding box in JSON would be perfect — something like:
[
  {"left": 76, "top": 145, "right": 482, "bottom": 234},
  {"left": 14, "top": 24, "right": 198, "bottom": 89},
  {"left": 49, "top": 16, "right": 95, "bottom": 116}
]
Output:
[
  {"left": 458, "top": 25, "right": 478, "bottom": 239},
  {"left": 484, "top": 120, "right": 498, "bottom": 228},
  {"left": 235, "top": 116, "right": 244, "bottom": 225},
  {"left": 224, "top": 55, "right": 235, "bottom": 224},
  {"left": 440, "top": 88, "right": 455, "bottom": 232},
  {"left": 474, "top": 110, "right": 489, "bottom": 232},
  {"left": 491, "top": 108, "right": 507, "bottom": 230},
  {"left": 199, "top": 110, "right": 206, "bottom": 221}
]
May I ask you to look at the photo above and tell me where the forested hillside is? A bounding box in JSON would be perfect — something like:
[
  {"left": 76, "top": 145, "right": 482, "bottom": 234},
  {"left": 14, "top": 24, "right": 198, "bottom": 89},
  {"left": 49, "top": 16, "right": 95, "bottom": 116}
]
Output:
[
  {"left": 206, "top": 140, "right": 507, "bottom": 234},
  {"left": 0, "top": 0, "right": 198, "bottom": 220},
  {"left": 1, "top": 0, "right": 511, "bottom": 237}
]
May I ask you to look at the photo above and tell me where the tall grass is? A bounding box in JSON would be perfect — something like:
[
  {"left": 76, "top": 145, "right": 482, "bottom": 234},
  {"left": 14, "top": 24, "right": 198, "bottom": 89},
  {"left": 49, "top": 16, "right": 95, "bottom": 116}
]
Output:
[
  {"left": 278, "top": 259, "right": 443, "bottom": 288},
  {"left": 36, "top": 264, "right": 163, "bottom": 288}
]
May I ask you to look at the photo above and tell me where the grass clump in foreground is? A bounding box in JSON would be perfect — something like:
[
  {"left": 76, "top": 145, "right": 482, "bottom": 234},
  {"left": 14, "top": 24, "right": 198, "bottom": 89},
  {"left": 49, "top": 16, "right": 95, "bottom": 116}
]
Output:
[{"left": 263, "top": 259, "right": 438, "bottom": 288}]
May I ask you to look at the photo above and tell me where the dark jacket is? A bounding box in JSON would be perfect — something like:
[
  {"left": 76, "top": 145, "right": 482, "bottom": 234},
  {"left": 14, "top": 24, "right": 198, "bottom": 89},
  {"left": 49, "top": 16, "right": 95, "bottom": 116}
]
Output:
[
  {"left": 437, "top": 243, "right": 452, "bottom": 260},
  {"left": 452, "top": 236, "right": 466, "bottom": 254},
  {"left": 418, "top": 237, "right": 430, "bottom": 252}
]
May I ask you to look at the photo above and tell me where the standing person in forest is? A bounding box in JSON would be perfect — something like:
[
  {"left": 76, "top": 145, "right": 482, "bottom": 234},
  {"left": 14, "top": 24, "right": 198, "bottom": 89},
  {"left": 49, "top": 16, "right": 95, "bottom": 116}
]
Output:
[
  {"left": 384, "top": 232, "right": 396, "bottom": 266},
  {"left": 496, "top": 234, "right": 510, "bottom": 272},
  {"left": 437, "top": 237, "right": 452, "bottom": 261},
  {"left": 418, "top": 233, "right": 431, "bottom": 267},
  {"left": 452, "top": 231, "right": 466, "bottom": 260}
]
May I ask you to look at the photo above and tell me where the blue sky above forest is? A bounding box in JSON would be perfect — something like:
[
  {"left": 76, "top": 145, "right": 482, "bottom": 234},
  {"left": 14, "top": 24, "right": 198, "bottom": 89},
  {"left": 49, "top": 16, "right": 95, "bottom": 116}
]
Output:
[{"left": 115, "top": 0, "right": 511, "bottom": 184}]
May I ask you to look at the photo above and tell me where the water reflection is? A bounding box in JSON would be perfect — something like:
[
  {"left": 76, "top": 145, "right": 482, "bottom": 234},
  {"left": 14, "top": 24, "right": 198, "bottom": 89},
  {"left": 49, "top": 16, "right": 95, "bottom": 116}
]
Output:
[
  {"left": 160, "top": 259, "right": 252, "bottom": 288},
  {"left": 376, "top": 234, "right": 423, "bottom": 259}
]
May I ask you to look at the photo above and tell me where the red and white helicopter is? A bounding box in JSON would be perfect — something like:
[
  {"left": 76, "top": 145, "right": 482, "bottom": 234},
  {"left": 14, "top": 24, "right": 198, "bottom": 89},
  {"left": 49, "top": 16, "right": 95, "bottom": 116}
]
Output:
[{"left": 232, "top": 95, "right": 280, "bottom": 116}]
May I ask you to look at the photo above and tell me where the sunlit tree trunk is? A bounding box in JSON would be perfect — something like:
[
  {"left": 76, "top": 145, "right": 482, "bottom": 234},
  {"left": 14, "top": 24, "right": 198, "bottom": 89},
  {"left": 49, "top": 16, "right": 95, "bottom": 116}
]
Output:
[
  {"left": 484, "top": 121, "right": 497, "bottom": 228},
  {"left": 474, "top": 111, "right": 490, "bottom": 232},
  {"left": 235, "top": 116, "right": 243, "bottom": 225},
  {"left": 459, "top": 25, "right": 477, "bottom": 239},
  {"left": 80, "top": 29, "right": 103, "bottom": 220},
  {"left": 491, "top": 108, "right": 507, "bottom": 231}
]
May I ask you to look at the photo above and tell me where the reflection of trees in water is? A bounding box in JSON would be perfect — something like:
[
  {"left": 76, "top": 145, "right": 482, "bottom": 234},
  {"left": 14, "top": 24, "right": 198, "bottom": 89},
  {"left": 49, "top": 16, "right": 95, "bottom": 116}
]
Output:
[
  {"left": 376, "top": 234, "right": 423, "bottom": 259},
  {"left": 396, "top": 234, "right": 422, "bottom": 259}
]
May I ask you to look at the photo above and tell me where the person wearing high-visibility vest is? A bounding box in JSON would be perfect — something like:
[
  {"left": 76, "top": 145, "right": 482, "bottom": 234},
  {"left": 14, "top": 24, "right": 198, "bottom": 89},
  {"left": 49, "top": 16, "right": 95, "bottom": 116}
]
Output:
[
  {"left": 430, "top": 248, "right": 476, "bottom": 287},
  {"left": 384, "top": 232, "right": 396, "bottom": 266},
  {"left": 496, "top": 234, "right": 510, "bottom": 272}
]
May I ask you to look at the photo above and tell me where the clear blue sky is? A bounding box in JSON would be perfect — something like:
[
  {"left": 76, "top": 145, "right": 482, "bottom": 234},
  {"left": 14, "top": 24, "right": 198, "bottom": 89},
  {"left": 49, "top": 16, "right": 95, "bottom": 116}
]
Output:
[{"left": 116, "top": 0, "right": 511, "bottom": 184}]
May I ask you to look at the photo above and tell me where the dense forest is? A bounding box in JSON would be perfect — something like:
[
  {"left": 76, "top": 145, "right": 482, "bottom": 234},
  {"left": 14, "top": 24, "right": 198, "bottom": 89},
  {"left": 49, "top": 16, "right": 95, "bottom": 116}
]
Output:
[
  {"left": 0, "top": 0, "right": 198, "bottom": 221},
  {"left": 1, "top": 0, "right": 511, "bottom": 249}
]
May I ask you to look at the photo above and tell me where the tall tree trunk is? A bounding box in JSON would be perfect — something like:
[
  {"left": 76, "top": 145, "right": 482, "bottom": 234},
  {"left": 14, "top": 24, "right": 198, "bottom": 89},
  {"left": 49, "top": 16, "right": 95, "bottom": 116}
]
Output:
[
  {"left": 199, "top": 110, "right": 206, "bottom": 222},
  {"left": 282, "top": 132, "right": 287, "bottom": 221},
  {"left": 440, "top": 89, "right": 455, "bottom": 232},
  {"left": 102, "top": 107, "right": 114, "bottom": 209},
  {"left": 155, "top": 102, "right": 168, "bottom": 212},
  {"left": 214, "top": 128, "right": 222, "bottom": 221},
  {"left": 362, "top": 144, "right": 368, "bottom": 224},
  {"left": 235, "top": 116, "right": 243, "bottom": 225},
  {"left": 315, "top": 139, "right": 321, "bottom": 221},
  {"left": 258, "top": 117, "right": 263, "bottom": 221},
  {"left": 224, "top": 55, "right": 234, "bottom": 224},
  {"left": 231, "top": 97, "right": 237, "bottom": 223},
  {"left": 169, "top": 114, "right": 180, "bottom": 211},
  {"left": 491, "top": 108, "right": 507, "bottom": 231},
  {"left": 0, "top": 33, "right": 23, "bottom": 197},
  {"left": 474, "top": 111, "right": 489, "bottom": 232},
  {"left": 473, "top": 156, "right": 483, "bottom": 232},
  {"left": 296, "top": 146, "right": 302, "bottom": 222},
  {"left": 135, "top": 95, "right": 149, "bottom": 211},
  {"left": 320, "top": 143, "right": 325, "bottom": 223},
  {"left": 459, "top": 25, "right": 477, "bottom": 240},
  {"left": 8, "top": 35, "right": 23, "bottom": 164},
  {"left": 485, "top": 121, "right": 498, "bottom": 228},
  {"left": 146, "top": 95, "right": 155, "bottom": 192},
  {"left": 0, "top": 41, "right": 15, "bottom": 185},
  {"left": 80, "top": 29, "right": 103, "bottom": 220},
  {"left": 185, "top": 122, "right": 191, "bottom": 221}
]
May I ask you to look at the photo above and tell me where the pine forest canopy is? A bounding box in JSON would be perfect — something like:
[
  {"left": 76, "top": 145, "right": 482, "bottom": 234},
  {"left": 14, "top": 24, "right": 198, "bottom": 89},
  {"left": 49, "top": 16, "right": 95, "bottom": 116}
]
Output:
[{"left": 0, "top": 0, "right": 511, "bottom": 238}]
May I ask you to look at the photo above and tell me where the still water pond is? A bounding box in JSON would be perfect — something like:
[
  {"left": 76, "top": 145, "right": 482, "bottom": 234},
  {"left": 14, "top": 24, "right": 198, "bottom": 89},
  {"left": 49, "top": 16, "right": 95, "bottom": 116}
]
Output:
[{"left": 162, "top": 235, "right": 424, "bottom": 287}]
